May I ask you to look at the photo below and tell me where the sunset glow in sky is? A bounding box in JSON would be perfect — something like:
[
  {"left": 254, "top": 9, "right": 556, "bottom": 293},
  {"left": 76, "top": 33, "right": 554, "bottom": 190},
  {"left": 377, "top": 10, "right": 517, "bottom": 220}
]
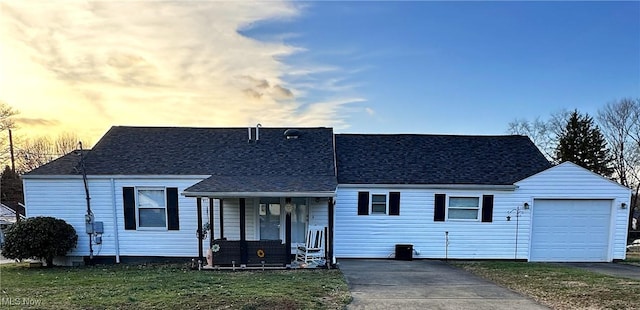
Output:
[{"left": 1, "top": 1, "right": 638, "bottom": 144}]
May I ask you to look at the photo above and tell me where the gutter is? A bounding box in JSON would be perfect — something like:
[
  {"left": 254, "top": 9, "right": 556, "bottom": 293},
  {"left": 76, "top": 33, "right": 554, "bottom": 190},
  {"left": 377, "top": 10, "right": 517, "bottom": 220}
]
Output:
[
  {"left": 182, "top": 191, "right": 337, "bottom": 198},
  {"left": 21, "top": 174, "right": 211, "bottom": 180},
  {"left": 337, "top": 184, "right": 518, "bottom": 191}
]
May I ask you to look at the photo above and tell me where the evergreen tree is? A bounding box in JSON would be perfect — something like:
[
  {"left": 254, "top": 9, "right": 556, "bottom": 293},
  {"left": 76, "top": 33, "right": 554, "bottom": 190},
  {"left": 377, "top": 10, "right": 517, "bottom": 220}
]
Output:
[
  {"left": 1, "top": 165, "right": 24, "bottom": 204},
  {"left": 555, "top": 110, "right": 613, "bottom": 177}
]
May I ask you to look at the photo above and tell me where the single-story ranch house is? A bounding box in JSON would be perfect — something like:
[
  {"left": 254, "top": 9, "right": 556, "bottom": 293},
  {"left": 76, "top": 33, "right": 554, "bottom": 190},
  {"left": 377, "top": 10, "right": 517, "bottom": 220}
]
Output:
[{"left": 22, "top": 126, "right": 631, "bottom": 266}]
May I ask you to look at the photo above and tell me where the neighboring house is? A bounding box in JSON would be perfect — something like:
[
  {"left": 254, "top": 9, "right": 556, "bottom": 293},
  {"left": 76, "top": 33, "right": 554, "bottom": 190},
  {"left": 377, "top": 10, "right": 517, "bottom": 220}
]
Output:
[
  {"left": 22, "top": 126, "right": 631, "bottom": 265},
  {"left": 0, "top": 203, "right": 25, "bottom": 230}
]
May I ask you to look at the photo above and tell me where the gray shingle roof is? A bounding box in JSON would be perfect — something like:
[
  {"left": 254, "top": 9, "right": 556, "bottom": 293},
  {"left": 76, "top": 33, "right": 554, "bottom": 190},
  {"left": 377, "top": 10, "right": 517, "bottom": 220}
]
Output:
[
  {"left": 26, "top": 127, "right": 552, "bottom": 190},
  {"left": 26, "top": 126, "right": 338, "bottom": 193},
  {"left": 23, "top": 150, "right": 89, "bottom": 175},
  {"left": 185, "top": 175, "right": 338, "bottom": 194},
  {"left": 335, "top": 134, "right": 551, "bottom": 185}
]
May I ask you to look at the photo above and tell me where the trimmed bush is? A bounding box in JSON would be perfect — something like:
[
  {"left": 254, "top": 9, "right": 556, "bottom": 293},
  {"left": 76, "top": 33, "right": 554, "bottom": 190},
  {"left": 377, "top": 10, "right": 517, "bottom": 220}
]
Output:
[{"left": 2, "top": 216, "right": 78, "bottom": 267}]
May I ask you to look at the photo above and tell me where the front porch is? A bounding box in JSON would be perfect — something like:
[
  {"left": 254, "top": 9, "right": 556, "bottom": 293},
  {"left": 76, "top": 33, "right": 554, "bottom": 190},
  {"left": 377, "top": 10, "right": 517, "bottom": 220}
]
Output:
[{"left": 191, "top": 195, "right": 336, "bottom": 270}]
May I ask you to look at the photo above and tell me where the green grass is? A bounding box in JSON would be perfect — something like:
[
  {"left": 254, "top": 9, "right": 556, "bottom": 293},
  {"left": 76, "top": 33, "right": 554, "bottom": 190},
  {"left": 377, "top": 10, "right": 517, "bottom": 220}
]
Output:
[
  {"left": 452, "top": 261, "right": 640, "bottom": 310},
  {"left": 0, "top": 263, "right": 350, "bottom": 310}
]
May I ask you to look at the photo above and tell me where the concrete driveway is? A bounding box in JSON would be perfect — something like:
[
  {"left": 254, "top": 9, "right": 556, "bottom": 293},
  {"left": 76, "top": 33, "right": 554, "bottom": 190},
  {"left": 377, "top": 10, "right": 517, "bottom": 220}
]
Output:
[{"left": 339, "top": 259, "right": 548, "bottom": 310}]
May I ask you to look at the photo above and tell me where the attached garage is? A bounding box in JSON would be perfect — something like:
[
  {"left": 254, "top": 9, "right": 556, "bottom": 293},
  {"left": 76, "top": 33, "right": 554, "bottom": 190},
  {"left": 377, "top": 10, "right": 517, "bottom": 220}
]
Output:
[{"left": 530, "top": 199, "right": 613, "bottom": 262}]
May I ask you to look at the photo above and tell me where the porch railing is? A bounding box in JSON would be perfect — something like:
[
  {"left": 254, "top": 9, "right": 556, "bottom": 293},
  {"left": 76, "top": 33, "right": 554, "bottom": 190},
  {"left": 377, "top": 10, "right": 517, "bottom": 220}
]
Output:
[{"left": 212, "top": 239, "right": 288, "bottom": 267}]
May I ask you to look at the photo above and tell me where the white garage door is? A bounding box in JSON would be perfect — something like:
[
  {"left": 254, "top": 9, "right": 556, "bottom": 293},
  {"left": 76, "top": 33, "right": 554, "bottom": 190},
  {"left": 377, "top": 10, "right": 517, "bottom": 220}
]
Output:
[{"left": 530, "top": 199, "right": 612, "bottom": 262}]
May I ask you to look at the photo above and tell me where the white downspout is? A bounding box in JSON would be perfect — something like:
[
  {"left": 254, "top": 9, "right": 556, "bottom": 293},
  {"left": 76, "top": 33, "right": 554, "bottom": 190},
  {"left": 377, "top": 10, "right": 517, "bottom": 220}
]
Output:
[{"left": 110, "top": 178, "right": 121, "bottom": 263}]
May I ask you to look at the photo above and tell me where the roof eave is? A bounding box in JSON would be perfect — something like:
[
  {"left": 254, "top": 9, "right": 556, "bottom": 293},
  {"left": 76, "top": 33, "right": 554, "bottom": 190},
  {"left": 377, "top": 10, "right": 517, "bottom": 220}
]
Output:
[
  {"left": 181, "top": 190, "right": 337, "bottom": 198},
  {"left": 337, "top": 183, "right": 518, "bottom": 191}
]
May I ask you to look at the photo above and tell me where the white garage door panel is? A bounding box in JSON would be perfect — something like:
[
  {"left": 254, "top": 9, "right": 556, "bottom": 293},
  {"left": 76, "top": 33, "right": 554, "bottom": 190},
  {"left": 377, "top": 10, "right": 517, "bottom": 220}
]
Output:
[{"left": 531, "top": 200, "right": 611, "bottom": 262}]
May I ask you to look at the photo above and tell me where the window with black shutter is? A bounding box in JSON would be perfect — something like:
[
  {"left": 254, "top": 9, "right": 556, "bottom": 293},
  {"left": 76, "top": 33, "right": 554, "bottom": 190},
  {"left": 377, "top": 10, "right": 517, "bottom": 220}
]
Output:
[
  {"left": 434, "top": 194, "right": 446, "bottom": 222},
  {"left": 123, "top": 187, "right": 136, "bottom": 230},
  {"left": 357, "top": 191, "right": 369, "bottom": 215},
  {"left": 123, "top": 187, "right": 179, "bottom": 230},
  {"left": 389, "top": 192, "right": 400, "bottom": 216},
  {"left": 166, "top": 187, "right": 180, "bottom": 230},
  {"left": 481, "top": 195, "right": 494, "bottom": 223}
]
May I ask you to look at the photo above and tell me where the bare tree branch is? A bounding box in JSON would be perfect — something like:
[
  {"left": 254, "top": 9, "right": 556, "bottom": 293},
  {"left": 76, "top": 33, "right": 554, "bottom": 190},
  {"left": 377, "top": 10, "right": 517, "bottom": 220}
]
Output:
[{"left": 506, "top": 110, "right": 569, "bottom": 162}]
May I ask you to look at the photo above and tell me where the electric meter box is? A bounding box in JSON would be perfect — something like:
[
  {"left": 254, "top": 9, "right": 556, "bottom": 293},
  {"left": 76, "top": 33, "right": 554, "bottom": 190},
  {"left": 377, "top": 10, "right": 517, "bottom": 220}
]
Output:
[{"left": 94, "top": 221, "right": 104, "bottom": 234}]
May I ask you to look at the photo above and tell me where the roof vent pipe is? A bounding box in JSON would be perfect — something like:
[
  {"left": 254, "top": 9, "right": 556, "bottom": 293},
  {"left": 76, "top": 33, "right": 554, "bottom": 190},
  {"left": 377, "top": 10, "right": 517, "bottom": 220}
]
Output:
[
  {"left": 256, "top": 123, "right": 262, "bottom": 141},
  {"left": 248, "top": 127, "right": 252, "bottom": 143}
]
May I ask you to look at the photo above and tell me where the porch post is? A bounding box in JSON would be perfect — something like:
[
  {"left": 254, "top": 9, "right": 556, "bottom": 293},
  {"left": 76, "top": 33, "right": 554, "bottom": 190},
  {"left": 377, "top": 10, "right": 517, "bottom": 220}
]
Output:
[
  {"left": 196, "top": 197, "right": 204, "bottom": 263},
  {"left": 239, "top": 198, "right": 248, "bottom": 265},
  {"left": 209, "top": 198, "right": 214, "bottom": 248},
  {"left": 285, "top": 209, "right": 292, "bottom": 259},
  {"left": 219, "top": 199, "right": 225, "bottom": 239},
  {"left": 327, "top": 197, "right": 335, "bottom": 268}
]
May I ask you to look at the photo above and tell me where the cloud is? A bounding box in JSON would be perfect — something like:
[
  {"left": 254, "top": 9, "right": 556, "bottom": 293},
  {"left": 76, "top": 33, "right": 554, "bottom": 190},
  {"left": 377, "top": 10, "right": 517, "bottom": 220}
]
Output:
[
  {"left": 0, "top": 1, "right": 364, "bottom": 142},
  {"left": 365, "top": 107, "right": 375, "bottom": 116},
  {"left": 15, "top": 117, "right": 60, "bottom": 127}
]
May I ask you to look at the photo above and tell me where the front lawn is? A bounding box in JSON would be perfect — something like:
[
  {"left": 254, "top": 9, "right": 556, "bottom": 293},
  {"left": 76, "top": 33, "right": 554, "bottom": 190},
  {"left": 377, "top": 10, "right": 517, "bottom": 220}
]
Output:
[
  {"left": 0, "top": 263, "right": 350, "bottom": 310},
  {"left": 452, "top": 261, "right": 640, "bottom": 310}
]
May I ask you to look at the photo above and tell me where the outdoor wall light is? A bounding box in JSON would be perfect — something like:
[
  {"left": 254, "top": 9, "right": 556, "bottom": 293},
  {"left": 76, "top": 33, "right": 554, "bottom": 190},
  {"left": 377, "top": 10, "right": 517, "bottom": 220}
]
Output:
[
  {"left": 621, "top": 202, "right": 627, "bottom": 209},
  {"left": 523, "top": 202, "right": 530, "bottom": 210}
]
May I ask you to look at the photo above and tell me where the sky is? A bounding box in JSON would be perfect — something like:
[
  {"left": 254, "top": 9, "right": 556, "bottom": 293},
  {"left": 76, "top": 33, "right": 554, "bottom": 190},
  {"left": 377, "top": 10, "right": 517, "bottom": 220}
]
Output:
[{"left": 1, "top": 1, "right": 639, "bottom": 145}]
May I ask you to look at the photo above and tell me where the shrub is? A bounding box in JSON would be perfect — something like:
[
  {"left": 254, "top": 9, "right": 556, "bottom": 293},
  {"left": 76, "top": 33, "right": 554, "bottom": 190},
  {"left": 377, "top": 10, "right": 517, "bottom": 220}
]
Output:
[{"left": 2, "top": 216, "right": 78, "bottom": 267}]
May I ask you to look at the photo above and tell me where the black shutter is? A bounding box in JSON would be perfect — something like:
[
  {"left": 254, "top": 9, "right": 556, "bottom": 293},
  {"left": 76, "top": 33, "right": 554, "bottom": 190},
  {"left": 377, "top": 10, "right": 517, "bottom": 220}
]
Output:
[
  {"left": 166, "top": 187, "right": 180, "bottom": 230},
  {"left": 482, "top": 195, "right": 494, "bottom": 223},
  {"left": 123, "top": 187, "right": 136, "bottom": 230},
  {"left": 389, "top": 192, "right": 400, "bottom": 216},
  {"left": 357, "top": 191, "right": 369, "bottom": 215},
  {"left": 434, "top": 194, "right": 446, "bottom": 222}
]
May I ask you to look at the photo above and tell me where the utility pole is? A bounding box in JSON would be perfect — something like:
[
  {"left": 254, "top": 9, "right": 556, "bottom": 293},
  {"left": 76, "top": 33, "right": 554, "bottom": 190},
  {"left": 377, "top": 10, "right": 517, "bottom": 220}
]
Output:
[{"left": 9, "top": 128, "right": 15, "bottom": 173}]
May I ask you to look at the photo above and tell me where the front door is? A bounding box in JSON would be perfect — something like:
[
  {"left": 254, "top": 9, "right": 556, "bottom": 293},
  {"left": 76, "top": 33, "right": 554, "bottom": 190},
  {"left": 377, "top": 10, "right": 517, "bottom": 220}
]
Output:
[
  {"left": 259, "top": 198, "right": 281, "bottom": 240},
  {"left": 290, "top": 198, "right": 308, "bottom": 253}
]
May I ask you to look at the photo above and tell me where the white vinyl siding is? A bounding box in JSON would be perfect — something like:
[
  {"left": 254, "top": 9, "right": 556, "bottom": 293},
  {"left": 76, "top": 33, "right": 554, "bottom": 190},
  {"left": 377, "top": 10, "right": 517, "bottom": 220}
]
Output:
[
  {"left": 335, "top": 187, "right": 513, "bottom": 259},
  {"left": 516, "top": 162, "right": 630, "bottom": 261},
  {"left": 335, "top": 163, "right": 630, "bottom": 261},
  {"left": 24, "top": 177, "right": 226, "bottom": 257},
  {"left": 23, "top": 177, "right": 328, "bottom": 259}
]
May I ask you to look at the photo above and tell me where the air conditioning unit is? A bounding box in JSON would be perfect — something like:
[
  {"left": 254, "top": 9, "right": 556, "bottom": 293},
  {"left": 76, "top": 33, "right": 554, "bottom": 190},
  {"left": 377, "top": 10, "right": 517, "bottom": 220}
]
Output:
[{"left": 395, "top": 244, "right": 413, "bottom": 261}]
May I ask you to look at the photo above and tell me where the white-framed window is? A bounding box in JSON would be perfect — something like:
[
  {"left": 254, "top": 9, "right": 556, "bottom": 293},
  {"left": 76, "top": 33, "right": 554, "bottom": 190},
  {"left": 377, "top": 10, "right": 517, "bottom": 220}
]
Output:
[
  {"left": 371, "top": 194, "right": 387, "bottom": 214},
  {"left": 137, "top": 188, "right": 167, "bottom": 228},
  {"left": 447, "top": 196, "right": 480, "bottom": 220}
]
